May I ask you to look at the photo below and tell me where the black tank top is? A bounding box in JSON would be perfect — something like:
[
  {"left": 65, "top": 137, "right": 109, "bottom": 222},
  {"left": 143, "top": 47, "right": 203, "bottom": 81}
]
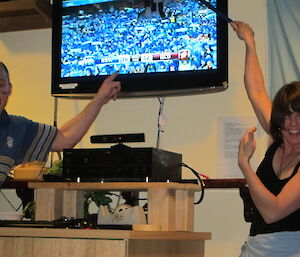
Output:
[{"left": 250, "top": 141, "right": 300, "bottom": 236}]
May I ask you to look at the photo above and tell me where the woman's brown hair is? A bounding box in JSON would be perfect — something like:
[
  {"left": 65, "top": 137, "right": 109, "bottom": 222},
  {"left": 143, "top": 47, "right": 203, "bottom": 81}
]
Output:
[{"left": 270, "top": 81, "right": 300, "bottom": 142}]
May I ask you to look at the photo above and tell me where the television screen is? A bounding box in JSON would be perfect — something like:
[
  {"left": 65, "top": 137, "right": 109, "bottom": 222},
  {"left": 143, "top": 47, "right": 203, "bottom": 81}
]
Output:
[{"left": 52, "top": 0, "right": 228, "bottom": 97}]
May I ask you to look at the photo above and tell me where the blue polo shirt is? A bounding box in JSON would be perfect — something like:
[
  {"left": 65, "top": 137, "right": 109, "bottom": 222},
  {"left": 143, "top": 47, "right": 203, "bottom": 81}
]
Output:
[{"left": 0, "top": 109, "right": 58, "bottom": 187}]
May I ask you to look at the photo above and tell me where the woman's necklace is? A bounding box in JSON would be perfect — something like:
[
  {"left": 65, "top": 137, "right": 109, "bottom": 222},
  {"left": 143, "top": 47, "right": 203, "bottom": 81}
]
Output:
[{"left": 278, "top": 146, "right": 300, "bottom": 177}]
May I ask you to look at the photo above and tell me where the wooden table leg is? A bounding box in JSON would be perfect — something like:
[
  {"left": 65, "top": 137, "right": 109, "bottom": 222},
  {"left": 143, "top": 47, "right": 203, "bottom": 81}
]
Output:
[
  {"left": 63, "top": 190, "right": 85, "bottom": 219},
  {"left": 35, "top": 188, "right": 63, "bottom": 221},
  {"left": 175, "top": 190, "right": 194, "bottom": 231},
  {"left": 147, "top": 188, "right": 176, "bottom": 231}
]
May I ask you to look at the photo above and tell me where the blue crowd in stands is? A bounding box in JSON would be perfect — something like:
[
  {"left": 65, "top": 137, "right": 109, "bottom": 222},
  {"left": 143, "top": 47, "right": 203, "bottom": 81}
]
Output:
[{"left": 61, "top": 0, "right": 217, "bottom": 77}]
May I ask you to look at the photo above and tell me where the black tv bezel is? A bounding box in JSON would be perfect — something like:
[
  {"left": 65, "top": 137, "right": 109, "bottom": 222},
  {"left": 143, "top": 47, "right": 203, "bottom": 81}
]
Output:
[{"left": 51, "top": 0, "right": 229, "bottom": 98}]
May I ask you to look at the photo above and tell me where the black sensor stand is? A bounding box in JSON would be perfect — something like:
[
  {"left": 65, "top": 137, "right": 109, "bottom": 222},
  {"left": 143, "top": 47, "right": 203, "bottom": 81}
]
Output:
[{"left": 90, "top": 133, "right": 145, "bottom": 144}]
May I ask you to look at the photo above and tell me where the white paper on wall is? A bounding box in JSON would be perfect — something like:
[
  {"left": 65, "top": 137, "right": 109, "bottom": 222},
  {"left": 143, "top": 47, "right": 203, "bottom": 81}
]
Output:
[{"left": 218, "top": 116, "right": 259, "bottom": 178}]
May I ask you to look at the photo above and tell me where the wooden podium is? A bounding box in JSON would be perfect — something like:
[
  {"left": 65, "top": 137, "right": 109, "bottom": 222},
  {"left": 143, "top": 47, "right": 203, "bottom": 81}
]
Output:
[{"left": 0, "top": 182, "right": 211, "bottom": 257}]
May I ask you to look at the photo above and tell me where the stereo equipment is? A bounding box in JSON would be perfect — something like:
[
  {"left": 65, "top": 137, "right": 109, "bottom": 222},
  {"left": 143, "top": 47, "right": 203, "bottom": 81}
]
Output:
[{"left": 62, "top": 145, "right": 182, "bottom": 182}]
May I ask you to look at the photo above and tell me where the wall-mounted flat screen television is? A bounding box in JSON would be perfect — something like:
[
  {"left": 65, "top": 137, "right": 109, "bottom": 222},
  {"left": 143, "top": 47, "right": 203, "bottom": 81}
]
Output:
[{"left": 51, "top": 0, "right": 228, "bottom": 98}]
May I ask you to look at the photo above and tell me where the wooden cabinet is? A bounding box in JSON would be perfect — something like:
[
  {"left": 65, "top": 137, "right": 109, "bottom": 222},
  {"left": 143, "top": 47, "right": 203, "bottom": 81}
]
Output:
[
  {"left": 0, "top": 228, "right": 211, "bottom": 257},
  {"left": 0, "top": 182, "right": 211, "bottom": 257},
  {"left": 0, "top": 0, "right": 52, "bottom": 32}
]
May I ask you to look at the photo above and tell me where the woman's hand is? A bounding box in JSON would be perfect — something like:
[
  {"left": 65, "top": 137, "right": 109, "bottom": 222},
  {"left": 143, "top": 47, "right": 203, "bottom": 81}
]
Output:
[
  {"left": 238, "top": 127, "right": 257, "bottom": 170},
  {"left": 230, "top": 21, "right": 255, "bottom": 44}
]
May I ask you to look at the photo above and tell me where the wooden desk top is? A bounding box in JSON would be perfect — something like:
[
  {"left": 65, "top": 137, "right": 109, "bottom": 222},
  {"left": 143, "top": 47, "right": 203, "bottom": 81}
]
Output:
[
  {"left": 28, "top": 182, "right": 202, "bottom": 191},
  {"left": 0, "top": 227, "right": 211, "bottom": 241}
]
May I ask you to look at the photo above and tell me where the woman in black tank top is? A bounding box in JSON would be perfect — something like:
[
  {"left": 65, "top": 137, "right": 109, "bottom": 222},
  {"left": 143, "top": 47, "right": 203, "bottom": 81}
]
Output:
[{"left": 232, "top": 21, "right": 300, "bottom": 257}]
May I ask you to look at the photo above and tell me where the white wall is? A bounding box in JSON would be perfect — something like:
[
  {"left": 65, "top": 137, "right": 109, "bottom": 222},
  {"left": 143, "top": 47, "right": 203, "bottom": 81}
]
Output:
[{"left": 0, "top": 0, "right": 268, "bottom": 256}]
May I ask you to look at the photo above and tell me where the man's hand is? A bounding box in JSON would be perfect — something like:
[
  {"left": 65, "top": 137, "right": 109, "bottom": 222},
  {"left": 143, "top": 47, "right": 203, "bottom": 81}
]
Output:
[{"left": 96, "top": 71, "right": 121, "bottom": 104}]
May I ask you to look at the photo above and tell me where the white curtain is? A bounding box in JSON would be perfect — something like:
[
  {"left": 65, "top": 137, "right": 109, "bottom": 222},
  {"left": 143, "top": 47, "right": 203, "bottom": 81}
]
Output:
[{"left": 267, "top": 0, "right": 300, "bottom": 98}]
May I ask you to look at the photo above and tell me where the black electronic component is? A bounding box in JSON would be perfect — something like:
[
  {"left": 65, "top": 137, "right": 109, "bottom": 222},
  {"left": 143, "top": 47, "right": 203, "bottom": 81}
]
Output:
[
  {"left": 90, "top": 133, "right": 145, "bottom": 144},
  {"left": 62, "top": 147, "right": 182, "bottom": 182}
]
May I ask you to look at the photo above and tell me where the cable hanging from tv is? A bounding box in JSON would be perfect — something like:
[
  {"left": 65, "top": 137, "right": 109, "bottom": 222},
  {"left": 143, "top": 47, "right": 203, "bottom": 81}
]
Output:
[{"left": 156, "top": 97, "right": 166, "bottom": 149}]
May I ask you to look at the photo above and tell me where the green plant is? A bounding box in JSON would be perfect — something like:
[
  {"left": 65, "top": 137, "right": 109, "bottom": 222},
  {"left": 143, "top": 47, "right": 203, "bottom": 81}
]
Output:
[
  {"left": 47, "top": 159, "right": 63, "bottom": 177},
  {"left": 23, "top": 201, "right": 35, "bottom": 221},
  {"left": 84, "top": 191, "right": 112, "bottom": 219}
]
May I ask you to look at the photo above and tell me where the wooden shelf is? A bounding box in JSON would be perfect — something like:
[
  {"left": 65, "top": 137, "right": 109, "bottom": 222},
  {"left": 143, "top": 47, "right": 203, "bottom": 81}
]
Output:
[
  {"left": 27, "top": 181, "right": 202, "bottom": 191},
  {"left": 0, "top": 227, "right": 211, "bottom": 241},
  {"left": 0, "top": 0, "right": 52, "bottom": 32},
  {"left": 28, "top": 182, "right": 198, "bottom": 232}
]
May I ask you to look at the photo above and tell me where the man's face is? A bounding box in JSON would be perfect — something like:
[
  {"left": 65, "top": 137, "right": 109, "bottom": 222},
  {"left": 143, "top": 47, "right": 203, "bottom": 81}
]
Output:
[{"left": 0, "top": 69, "right": 11, "bottom": 114}]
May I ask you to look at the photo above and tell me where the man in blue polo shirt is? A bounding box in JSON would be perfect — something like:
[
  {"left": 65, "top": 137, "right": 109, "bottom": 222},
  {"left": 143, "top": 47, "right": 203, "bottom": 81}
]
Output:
[{"left": 0, "top": 61, "right": 121, "bottom": 187}]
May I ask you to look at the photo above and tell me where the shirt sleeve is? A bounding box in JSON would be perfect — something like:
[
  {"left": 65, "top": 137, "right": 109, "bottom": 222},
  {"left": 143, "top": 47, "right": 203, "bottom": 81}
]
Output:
[
  {"left": 0, "top": 120, "right": 58, "bottom": 188},
  {"left": 22, "top": 123, "right": 58, "bottom": 162}
]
